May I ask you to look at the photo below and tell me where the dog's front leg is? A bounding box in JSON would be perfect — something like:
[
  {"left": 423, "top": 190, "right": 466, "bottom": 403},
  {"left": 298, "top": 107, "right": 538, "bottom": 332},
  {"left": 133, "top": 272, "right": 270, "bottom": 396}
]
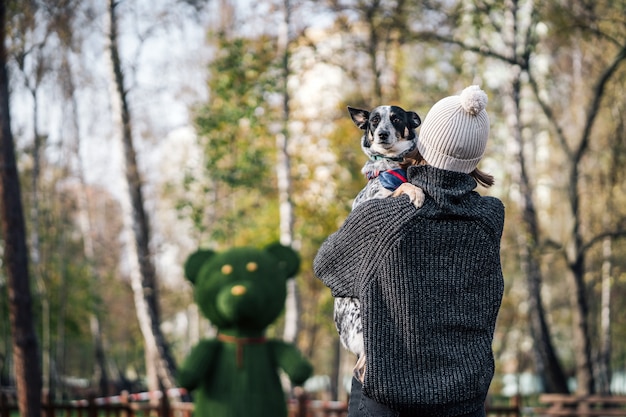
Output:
[{"left": 391, "top": 183, "right": 425, "bottom": 208}]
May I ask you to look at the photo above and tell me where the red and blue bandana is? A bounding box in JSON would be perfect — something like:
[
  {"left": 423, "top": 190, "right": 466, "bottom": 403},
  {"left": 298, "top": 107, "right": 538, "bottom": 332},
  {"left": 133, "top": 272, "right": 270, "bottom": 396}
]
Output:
[{"left": 366, "top": 168, "right": 408, "bottom": 191}]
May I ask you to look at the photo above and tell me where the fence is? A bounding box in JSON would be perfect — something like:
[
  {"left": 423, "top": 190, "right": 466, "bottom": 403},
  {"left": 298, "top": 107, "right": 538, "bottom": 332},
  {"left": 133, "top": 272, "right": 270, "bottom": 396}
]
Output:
[
  {"left": 0, "top": 390, "right": 192, "bottom": 417},
  {"left": 535, "top": 394, "right": 626, "bottom": 416},
  {"left": 0, "top": 389, "right": 521, "bottom": 417}
]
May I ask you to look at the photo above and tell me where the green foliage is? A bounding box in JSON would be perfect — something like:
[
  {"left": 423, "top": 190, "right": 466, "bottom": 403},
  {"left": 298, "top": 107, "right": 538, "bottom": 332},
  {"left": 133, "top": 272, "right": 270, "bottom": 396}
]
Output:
[
  {"left": 195, "top": 34, "right": 278, "bottom": 189},
  {"left": 183, "top": 33, "right": 284, "bottom": 246}
]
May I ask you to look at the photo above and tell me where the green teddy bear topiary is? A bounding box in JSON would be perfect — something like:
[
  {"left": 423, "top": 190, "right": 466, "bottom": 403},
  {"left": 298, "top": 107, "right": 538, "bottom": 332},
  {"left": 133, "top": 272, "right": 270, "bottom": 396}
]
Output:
[{"left": 179, "top": 242, "right": 313, "bottom": 417}]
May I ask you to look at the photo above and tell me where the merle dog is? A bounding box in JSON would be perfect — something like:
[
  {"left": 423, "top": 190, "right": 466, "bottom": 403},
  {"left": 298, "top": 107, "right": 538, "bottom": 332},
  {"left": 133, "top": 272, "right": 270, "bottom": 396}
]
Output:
[{"left": 334, "top": 105, "right": 425, "bottom": 382}]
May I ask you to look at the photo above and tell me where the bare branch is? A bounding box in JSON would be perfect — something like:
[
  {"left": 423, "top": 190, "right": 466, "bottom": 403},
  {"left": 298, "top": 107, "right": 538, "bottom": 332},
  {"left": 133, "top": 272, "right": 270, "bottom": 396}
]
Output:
[
  {"left": 526, "top": 73, "right": 573, "bottom": 158},
  {"left": 581, "top": 229, "right": 626, "bottom": 255},
  {"left": 575, "top": 44, "right": 626, "bottom": 164},
  {"left": 410, "top": 31, "right": 523, "bottom": 66}
]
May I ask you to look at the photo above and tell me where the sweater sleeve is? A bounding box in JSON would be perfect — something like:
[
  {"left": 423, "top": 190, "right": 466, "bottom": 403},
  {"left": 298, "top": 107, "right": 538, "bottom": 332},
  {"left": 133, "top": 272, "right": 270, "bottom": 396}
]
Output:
[
  {"left": 313, "top": 215, "right": 363, "bottom": 298},
  {"left": 313, "top": 197, "right": 416, "bottom": 297}
]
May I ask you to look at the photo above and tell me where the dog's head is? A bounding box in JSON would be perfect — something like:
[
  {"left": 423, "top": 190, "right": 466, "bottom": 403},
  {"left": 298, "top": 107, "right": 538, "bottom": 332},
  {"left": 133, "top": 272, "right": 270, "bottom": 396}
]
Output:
[{"left": 348, "top": 105, "right": 421, "bottom": 160}]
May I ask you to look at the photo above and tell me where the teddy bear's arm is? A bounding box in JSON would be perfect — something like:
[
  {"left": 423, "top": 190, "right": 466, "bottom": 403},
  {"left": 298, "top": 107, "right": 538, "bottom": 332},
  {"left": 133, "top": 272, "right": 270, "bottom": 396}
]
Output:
[
  {"left": 178, "top": 339, "right": 221, "bottom": 390},
  {"left": 270, "top": 340, "right": 313, "bottom": 386}
]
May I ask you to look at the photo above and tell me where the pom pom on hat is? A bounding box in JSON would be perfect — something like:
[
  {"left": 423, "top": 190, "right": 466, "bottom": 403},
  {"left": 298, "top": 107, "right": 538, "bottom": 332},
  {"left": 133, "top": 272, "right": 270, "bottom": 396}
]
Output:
[
  {"left": 460, "top": 85, "right": 488, "bottom": 116},
  {"left": 416, "top": 85, "right": 490, "bottom": 174}
]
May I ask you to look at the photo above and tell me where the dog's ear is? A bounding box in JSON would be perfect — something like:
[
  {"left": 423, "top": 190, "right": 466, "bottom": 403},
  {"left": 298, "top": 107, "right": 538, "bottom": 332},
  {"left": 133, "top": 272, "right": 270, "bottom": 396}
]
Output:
[
  {"left": 408, "top": 111, "right": 421, "bottom": 129},
  {"left": 348, "top": 106, "right": 370, "bottom": 130}
]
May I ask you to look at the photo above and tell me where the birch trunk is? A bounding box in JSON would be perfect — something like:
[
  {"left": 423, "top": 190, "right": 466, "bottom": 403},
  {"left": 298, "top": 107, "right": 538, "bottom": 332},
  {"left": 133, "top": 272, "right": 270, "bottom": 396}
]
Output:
[
  {"left": 276, "top": 0, "right": 300, "bottom": 344},
  {"left": 105, "top": 0, "right": 178, "bottom": 391},
  {"left": 0, "top": 3, "right": 43, "bottom": 413}
]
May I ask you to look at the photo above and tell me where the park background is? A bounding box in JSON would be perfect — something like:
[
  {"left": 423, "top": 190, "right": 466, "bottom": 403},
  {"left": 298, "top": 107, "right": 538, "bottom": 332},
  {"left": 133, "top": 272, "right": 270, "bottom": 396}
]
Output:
[{"left": 1, "top": 0, "right": 625, "bottom": 409}]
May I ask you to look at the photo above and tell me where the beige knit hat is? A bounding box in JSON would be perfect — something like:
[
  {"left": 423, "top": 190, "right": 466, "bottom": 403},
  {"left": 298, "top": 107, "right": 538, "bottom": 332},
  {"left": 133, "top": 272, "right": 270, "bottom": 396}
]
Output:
[{"left": 416, "top": 85, "right": 490, "bottom": 174}]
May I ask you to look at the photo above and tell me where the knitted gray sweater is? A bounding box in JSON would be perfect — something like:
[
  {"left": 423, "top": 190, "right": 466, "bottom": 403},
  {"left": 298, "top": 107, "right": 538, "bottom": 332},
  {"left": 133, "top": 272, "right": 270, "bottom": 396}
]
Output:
[{"left": 314, "top": 165, "right": 504, "bottom": 416}]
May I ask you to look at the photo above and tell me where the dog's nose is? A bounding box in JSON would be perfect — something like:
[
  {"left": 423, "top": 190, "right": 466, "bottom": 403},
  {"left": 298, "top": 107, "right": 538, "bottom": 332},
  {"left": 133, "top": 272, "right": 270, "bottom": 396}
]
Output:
[{"left": 377, "top": 130, "right": 389, "bottom": 142}]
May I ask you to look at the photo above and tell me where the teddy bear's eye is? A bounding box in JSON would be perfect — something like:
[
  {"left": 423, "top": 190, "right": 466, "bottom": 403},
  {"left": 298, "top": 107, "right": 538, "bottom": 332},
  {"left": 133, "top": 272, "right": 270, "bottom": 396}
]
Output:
[
  {"left": 221, "top": 264, "right": 233, "bottom": 275},
  {"left": 246, "top": 262, "right": 258, "bottom": 272}
]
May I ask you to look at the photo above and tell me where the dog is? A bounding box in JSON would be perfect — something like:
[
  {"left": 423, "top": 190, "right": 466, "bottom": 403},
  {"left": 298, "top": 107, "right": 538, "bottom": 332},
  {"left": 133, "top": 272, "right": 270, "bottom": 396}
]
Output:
[
  {"left": 348, "top": 105, "right": 425, "bottom": 208},
  {"left": 334, "top": 105, "right": 425, "bottom": 383},
  {"left": 334, "top": 105, "right": 496, "bottom": 383}
]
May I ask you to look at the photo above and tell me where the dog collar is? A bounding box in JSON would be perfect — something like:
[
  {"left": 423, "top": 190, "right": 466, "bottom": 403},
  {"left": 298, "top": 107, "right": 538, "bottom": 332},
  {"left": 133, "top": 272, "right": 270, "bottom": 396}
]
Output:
[{"left": 370, "top": 155, "right": 404, "bottom": 162}]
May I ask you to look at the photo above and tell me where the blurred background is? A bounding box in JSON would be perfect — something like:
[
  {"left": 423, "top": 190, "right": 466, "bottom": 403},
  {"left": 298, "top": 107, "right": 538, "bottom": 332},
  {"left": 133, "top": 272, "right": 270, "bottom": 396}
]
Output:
[{"left": 1, "top": 0, "right": 625, "bottom": 404}]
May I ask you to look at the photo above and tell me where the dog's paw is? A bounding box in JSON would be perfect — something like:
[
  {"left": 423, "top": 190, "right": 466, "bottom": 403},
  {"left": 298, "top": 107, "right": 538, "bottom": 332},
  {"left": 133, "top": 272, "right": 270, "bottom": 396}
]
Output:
[
  {"left": 391, "top": 183, "right": 425, "bottom": 208},
  {"left": 354, "top": 354, "right": 367, "bottom": 383}
]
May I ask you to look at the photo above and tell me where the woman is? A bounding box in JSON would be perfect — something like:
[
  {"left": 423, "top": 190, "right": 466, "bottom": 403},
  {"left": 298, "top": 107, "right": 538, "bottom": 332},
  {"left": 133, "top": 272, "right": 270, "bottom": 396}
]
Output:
[{"left": 314, "top": 86, "right": 505, "bottom": 417}]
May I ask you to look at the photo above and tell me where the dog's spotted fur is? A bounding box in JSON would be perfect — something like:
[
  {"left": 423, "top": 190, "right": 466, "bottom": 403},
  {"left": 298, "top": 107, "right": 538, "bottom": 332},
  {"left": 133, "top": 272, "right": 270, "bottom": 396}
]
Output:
[{"left": 334, "top": 105, "right": 424, "bottom": 381}]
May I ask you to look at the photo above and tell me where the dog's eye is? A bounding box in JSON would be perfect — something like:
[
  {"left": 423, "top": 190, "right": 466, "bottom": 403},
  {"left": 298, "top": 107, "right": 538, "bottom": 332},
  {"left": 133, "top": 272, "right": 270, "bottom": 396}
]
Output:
[
  {"left": 371, "top": 115, "right": 380, "bottom": 125},
  {"left": 392, "top": 116, "right": 401, "bottom": 124}
]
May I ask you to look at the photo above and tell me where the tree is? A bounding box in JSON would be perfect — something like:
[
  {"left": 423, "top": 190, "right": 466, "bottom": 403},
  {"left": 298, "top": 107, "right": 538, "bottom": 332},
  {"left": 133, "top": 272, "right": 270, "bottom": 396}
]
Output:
[
  {"left": 527, "top": 1, "right": 626, "bottom": 393},
  {"left": 105, "top": 0, "right": 178, "bottom": 391},
  {"left": 0, "top": 0, "right": 42, "bottom": 414},
  {"left": 276, "top": 0, "right": 301, "bottom": 344},
  {"left": 10, "top": 0, "right": 53, "bottom": 393},
  {"left": 489, "top": 1, "right": 569, "bottom": 393},
  {"left": 188, "top": 33, "right": 278, "bottom": 246}
]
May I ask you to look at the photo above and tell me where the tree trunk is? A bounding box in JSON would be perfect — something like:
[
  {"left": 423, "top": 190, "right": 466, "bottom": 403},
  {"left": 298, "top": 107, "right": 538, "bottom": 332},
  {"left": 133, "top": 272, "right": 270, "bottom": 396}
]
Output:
[
  {"left": 502, "top": 5, "right": 569, "bottom": 387},
  {"left": 277, "top": 0, "right": 300, "bottom": 344},
  {"left": 566, "top": 183, "right": 594, "bottom": 395},
  {"left": 105, "top": 0, "right": 178, "bottom": 391},
  {"left": 568, "top": 255, "right": 594, "bottom": 394},
  {"left": 508, "top": 75, "right": 569, "bottom": 393},
  {"left": 596, "top": 236, "right": 612, "bottom": 394},
  {"left": 525, "top": 250, "right": 569, "bottom": 393},
  {"left": 22, "top": 50, "right": 49, "bottom": 399},
  {"left": 0, "top": 2, "right": 43, "bottom": 414}
]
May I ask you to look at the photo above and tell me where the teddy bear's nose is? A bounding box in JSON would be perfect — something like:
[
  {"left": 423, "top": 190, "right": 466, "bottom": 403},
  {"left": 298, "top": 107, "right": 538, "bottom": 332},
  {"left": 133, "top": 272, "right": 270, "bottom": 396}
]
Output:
[{"left": 231, "top": 285, "right": 247, "bottom": 296}]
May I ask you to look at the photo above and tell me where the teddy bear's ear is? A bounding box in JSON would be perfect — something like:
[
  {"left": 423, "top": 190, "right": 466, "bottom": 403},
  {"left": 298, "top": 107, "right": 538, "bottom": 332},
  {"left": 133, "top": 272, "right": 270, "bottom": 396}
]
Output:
[
  {"left": 265, "top": 242, "right": 300, "bottom": 279},
  {"left": 184, "top": 249, "right": 215, "bottom": 285}
]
